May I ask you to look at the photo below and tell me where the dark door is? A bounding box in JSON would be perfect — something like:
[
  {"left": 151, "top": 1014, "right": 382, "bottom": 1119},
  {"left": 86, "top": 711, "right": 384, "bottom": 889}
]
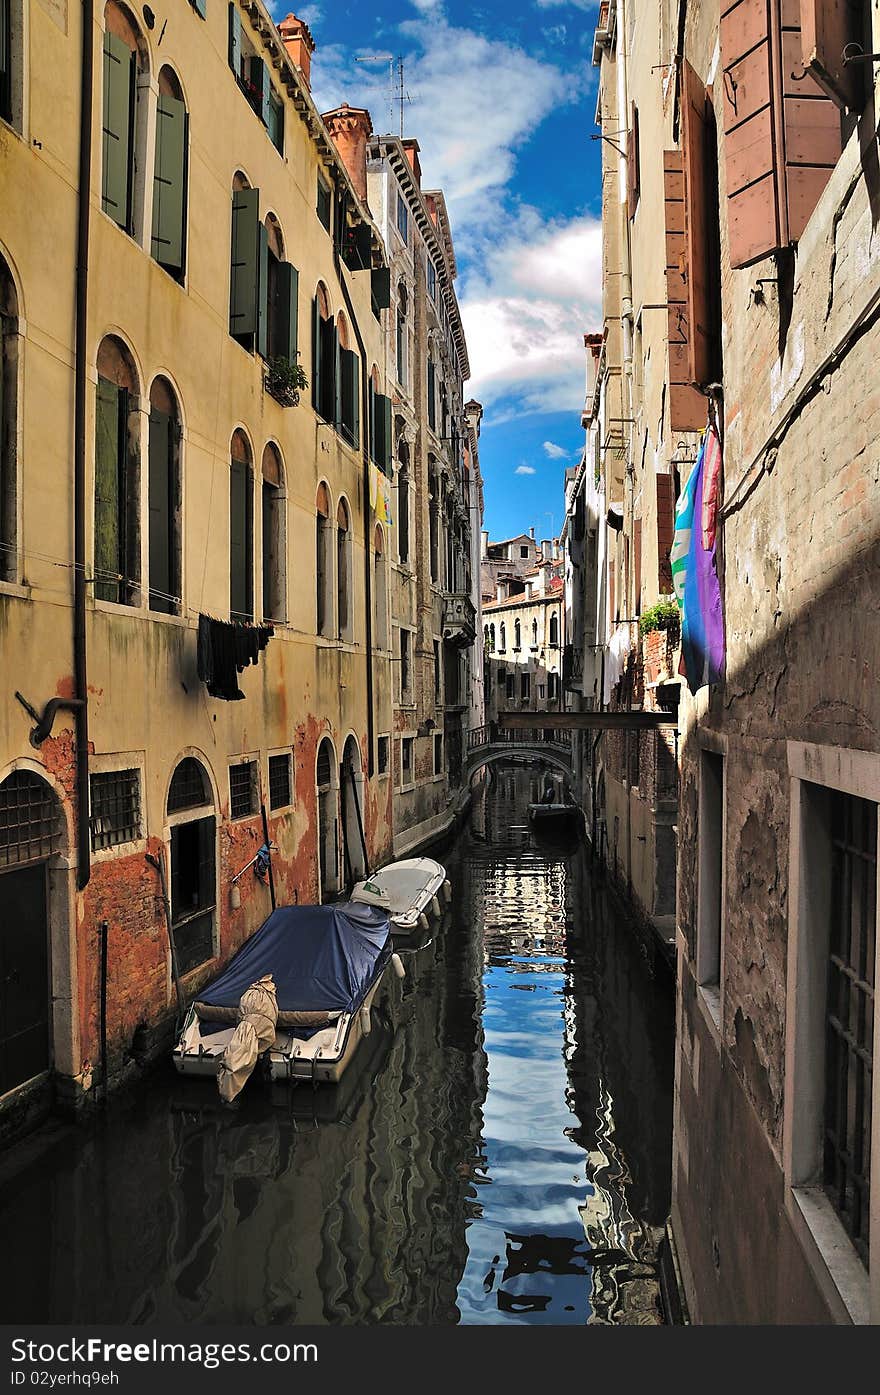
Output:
[{"left": 0, "top": 863, "right": 50, "bottom": 1095}]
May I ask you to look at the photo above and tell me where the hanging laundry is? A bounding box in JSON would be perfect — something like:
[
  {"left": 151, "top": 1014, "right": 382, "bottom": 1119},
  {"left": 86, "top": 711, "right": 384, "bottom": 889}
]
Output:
[
  {"left": 197, "top": 614, "right": 274, "bottom": 701},
  {"left": 671, "top": 424, "right": 725, "bottom": 694}
]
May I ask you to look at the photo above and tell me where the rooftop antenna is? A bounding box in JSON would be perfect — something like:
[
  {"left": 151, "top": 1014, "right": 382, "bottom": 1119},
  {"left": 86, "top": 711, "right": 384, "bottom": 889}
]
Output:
[{"left": 355, "top": 53, "right": 394, "bottom": 132}]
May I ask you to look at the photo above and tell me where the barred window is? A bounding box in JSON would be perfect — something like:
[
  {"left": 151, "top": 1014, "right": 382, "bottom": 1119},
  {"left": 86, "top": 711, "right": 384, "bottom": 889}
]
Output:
[
  {"left": 824, "top": 790, "right": 876, "bottom": 1267},
  {"left": 90, "top": 769, "right": 141, "bottom": 850},
  {"left": 168, "top": 757, "right": 210, "bottom": 813},
  {"left": 268, "top": 752, "right": 291, "bottom": 810},
  {"left": 229, "top": 760, "right": 257, "bottom": 820},
  {"left": 0, "top": 771, "right": 61, "bottom": 869}
]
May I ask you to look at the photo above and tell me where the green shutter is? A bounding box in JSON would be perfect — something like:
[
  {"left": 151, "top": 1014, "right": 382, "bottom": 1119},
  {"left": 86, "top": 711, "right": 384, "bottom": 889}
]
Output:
[
  {"left": 318, "top": 314, "right": 336, "bottom": 422},
  {"left": 340, "top": 349, "right": 359, "bottom": 448},
  {"left": 1, "top": 0, "right": 12, "bottom": 122},
  {"left": 102, "top": 31, "right": 134, "bottom": 229},
  {"left": 230, "top": 187, "right": 259, "bottom": 338},
  {"left": 152, "top": 94, "right": 187, "bottom": 272},
  {"left": 269, "top": 91, "right": 284, "bottom": 154},
  {"left": 229, "top": 457, "right": 253, "bottom": 619},
  {"left": 256, "top": 220, "right": 269, "bottom": 359},
  {"left": 371, "top": 267, "right": 391, "bottom": 310},
  {"left": 382, "top": 394, "right": 392, "bottom": 476},
  {"left": 311, "top": 297, "right": 321, "bottom": 411},
  {"left": 95, "top": 377, "right": 121, "bottom": 602},
  {"left": 275, "top": 261, "right": 299, "bottom": 363},
  {"left": 192, "top": 0, "right": 207, "bottom": 17},
  {"left": 148, "top": 408, "right": 173, "bottom": 613},
  {"left": 228, "top": 2, "right": 241, "bottom": 73},
  {"left": 248, "top": 57, "right": 271, "bottom": 126},
  {"left": 427, "top": 359, "right": 435, "bottom": 430}
]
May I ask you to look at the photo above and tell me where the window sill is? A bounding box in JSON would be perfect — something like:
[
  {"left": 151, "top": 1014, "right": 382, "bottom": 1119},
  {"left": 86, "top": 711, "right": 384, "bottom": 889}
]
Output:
[
  {"left": 92, "top": 836, "right": 147, "bottom": 864},
  {"left": 0, "top": 580, "right": 31, "bottom": 601},
  {"left": 696, "top": 982, "right": 722, "bottom": 1050},
  {"left": 788, "top": 1186, "right": 870, "bottom": 1324}
]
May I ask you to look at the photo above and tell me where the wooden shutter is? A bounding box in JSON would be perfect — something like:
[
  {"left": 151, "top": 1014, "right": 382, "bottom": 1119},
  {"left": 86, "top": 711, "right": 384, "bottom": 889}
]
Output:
[
  {"left": 229, "top": 457, "right": 253, "bottom": 619},
  {"left": 627, "top": 103, "right": 640, "bottom": 219},
  {"left": 799, "top": 0, "right": 862, "bottom": 109},
  {"left": 192, "top": 0, "right": 207, "bottom": 18},
  {"left": 152, "top": 94, "right": 187, "bottom": 272},
  {"left": 95, "top": 378, "right": 121, "bottom": 603},
  {"left": 664, "top": 151, "right": 706, "bottom": 431},
  {"left": 681, "top": 61, "right": 714, "bottom": 387},
  {"left": 1, "top": 0, "right": 12, "bottom": 122},
  {"left": 248, "top": 56, "right": 271, "bottom": 126},
  {"left": 340, "top": 349, "right": 360, "bottom": 447},
  {"left": 382, "top": 394, "right": 392, "bottom": 476},
  {"left": 371, "top": 267, "right": 391, "bottom": 310},
  {"left": 101, "top": 31, "right": 133, "bottom": 229},
  {"left": 269, "top": 91, "right": 284, "bottom": 154},
  {"left": 780, "top": 1, "right": 841, "bottom": 240},
  {"left": 228, "top": 2, "right": 241, "bottom": 74},
  {"left": 148, "top": 408, "right": 173, "bottom": 613},
  {"left": 427, "top": 359, "right": 436, "bottom": 429},
  {"left": 319, "top": 315, "right": 337, "bottom": 422},
  {"left": 230, "top": 187, "right": 259, "bottom": 337},
  {"left": 274, "top": 262, "right": 299, "bottom": 363},
  {"left": 256, "top": 221, "right": 269, "bottom": 359}
]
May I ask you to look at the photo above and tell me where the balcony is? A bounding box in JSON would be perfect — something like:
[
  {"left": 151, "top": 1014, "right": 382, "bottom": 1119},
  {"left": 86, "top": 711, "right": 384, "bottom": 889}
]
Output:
[
  {"left": 562, "top": 643, "right": 584, "bottom": 692},
  {"left": 441, "top": 591, "right": 476, "bottom": 648}
]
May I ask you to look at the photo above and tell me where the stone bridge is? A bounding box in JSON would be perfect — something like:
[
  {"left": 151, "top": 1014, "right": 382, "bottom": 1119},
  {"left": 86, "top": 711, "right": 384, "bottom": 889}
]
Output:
[{"left": 465, "top": 723, "right": 576, "bottom": 784}]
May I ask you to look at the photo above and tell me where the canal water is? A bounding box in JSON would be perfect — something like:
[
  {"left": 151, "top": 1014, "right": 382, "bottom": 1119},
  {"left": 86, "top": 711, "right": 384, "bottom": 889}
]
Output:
[{"left": 0, "top": 762, "right": 674, "bottom": 1325}]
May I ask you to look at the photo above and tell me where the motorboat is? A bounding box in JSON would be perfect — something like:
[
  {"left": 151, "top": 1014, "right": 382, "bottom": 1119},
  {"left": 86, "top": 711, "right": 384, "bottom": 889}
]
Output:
[
  {"left": 172, "top": 902, "right": 403, "bottom": 1088},
  {"left": 350, "top": 856, "right": 451, "bottom": 941}
]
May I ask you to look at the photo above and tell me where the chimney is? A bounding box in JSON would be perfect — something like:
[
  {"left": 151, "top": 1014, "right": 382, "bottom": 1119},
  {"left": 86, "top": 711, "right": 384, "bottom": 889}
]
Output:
[
  {"left": 496, "top": 581, "right": 506, "bottom": 604},
  {"left": 424, "top": 192, "right": 439, "bottom": 226},
  {"left": 321, "top": 104, "right": 373, "bottom": 203},
  {"left": 480, "top": 529, "right": 489, "bottom": 560},
  {"left": 278, "top": 14, "right": 315, "bottom": 91},
  {"left": 529, "top": 526, "right": 535, "bottom": 540},
  {"left": 402, "top": 138, "right": 421, "bottom": 187}
]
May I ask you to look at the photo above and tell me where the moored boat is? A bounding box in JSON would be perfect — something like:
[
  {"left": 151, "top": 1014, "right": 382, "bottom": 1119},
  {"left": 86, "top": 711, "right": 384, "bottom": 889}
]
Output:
[{"left": 350, "top": 856, "right": 451, "bottom": 940}]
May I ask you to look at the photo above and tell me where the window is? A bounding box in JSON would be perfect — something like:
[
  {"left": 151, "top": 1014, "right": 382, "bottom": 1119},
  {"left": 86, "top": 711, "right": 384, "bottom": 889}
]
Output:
[
  {"left": 397, "top": 445, "right": 410, "bottom": 564},
  {"left": 538, "top": 683, "right": 545, "bottom": 701},
  {"left": 520, "top": 672, "right": 530, "bottom": 702},
  {"left": 337, "top": 315, "right": 360, "bottom": 448},
  {"left": 548, "top": 672, "right": 559, "bottom": 704},
  {"left": 168, "top": 756, "right": 215, "bottom": 975},
  {"left": 370, "top": 369, "right": 392, "bottom": 475},
  {"left": 434, "top": 639, "right": 441, "bottom": 704},
  {"left": 336, "top": 498, "right": 352, "bottom": 640},
  {"left": 316, "top": 736, "right": 338, "bottom": 897},
  {"left": 0, "top": 770, "right": 61, "bottom": 870},
  {"left": 427, "top": 357, "right": 436, "bottom": 431},
  {"left": 489, "top": 624, "right": 496, "bottom": 653},
  {"left": 396, "top": 284, "right": 408, "bottom": 386},
  {"left": 268, "top": 752, "right": 292, "bottom": 810},
  {"left": 434, "top": 733, "right": 443, "bottom": 776},
  {"left": 497, "top": 666, "right": 506, "bottom": 690},
  {"left": 627, "top": 102, "right": 640, "bottom": 219},
  {"left": 374, "top": 525, "right": 388, "bottom": 649},
  {"left": 229, "top": 430, "right": 254, "bottom": 620},
  {"left": 229, "top": 2, "right": 277, "bottom": 138},
  {"left": 0, "top": 252, "right": 19, "bottom": 582},
  {"left": 152, "top": 67, "right": 188, "bottom": 279},
  {"left": 520, "top": 546, "right": 529, "bottom": 559},
  {"left": 229, "top": 759, "right": 257, "bottom": 819},
  {"left": 261, "top": 443, "right": 285, "bottom": 622},
  {"left": 514, "top": 619, "right": 521, "bottom": 651},
  {"left": 426, "top": 257, "right": 436, "bottom": 301},
  {"left": 317, "top": 173, "right": 331, "bottom": 232},
  {"left": 396, "top": 192, "right": 408, "bottom": 244},
  {"left": 399, "top": 627, "right": 410, "bottom": 699},
  {"left": 312, "top": 282, "right": 337, "bottom": 422},
  {"left": 401, "top": 736, "right": 413, "bottom": 784},
  {"left": 268, "top": 90, "right": 284, "bottom": 155},
  {"left": 102, "top": 4, "right": 147, "bottom": 235},
  {"left": 1, "top": 0, "right": 13, "bottom": 125},
  {"left": 506, "top": 672, "right": 514, "bottom": 699},
  {"left": 531, "top": 619, "right": 538, "bottom": 648},
  {"left": 549, "top": 613, "right": 559, "bottom": 646},
  {"left": 316, "top": 482, "right": 333, "bottom": 637},
  {"left": 148, "top": 376, "right": 181, "bottom": 614},
  {"left": 265, "top": 215, "right": 299, "bottom": 365},
  {"left": 89, "top": 768, "right": 141, "bottom": 850},
  {"left": 229, "top": 178, "right": 259, "bottom": 350},
  {"left": 499, "top": 622, "right": 506, "bottom": 652},
  {"left": 697, "top": 750, "right": 724, "bottom": 1003},
  {"left": 95, "top": 335, "right": 140, "bottom": 606},
  {"left": 377, "top": 735, "right": 389, "bottom": 776},
  {"left": 429, "top": 465, "right": 439, "bottom": 581}
]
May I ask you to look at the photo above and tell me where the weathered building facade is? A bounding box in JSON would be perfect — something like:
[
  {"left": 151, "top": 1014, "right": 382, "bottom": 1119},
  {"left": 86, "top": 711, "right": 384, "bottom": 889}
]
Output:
[
  {"left": 586, "top": 0, "right": 880, "bottom": 1324},
  {"left": 0, "top": 2, "right": 407, "bottom": 1128},
  {"left": 482, "top": 536, "right": 564, "bottom": 723}
]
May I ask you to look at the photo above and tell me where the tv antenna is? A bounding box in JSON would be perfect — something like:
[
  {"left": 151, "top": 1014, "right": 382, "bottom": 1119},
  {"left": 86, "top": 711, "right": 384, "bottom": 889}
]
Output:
[{"left": 355, "top": 52, "right": 413, "bottom": 136}]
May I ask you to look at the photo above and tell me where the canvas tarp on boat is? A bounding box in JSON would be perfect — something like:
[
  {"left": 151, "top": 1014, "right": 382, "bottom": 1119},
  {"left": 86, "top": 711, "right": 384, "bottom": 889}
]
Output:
[
  {"left": 217, "top": 974, "right": 279, "bottom": 1104},
  {"left": 198, "top": 902, "right": 391, "bottom": 1018}
]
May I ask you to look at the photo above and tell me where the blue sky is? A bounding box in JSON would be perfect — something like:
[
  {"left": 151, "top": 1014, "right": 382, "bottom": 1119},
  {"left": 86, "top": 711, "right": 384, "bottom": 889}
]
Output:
[{"left": 273, "top": 0, "right": 604, "bottom": 538}]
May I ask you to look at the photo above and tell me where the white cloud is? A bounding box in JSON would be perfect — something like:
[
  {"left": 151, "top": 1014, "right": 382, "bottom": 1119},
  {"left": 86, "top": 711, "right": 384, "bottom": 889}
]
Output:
[
  {"left": 543, "top": 440, "right": 569, "bottom": 459},
  {"left": 534, "top": 0, "right": 598, "bottom": 10},
  {"left": 296, "top": 4, "right": 322, "bottom": 27},
  {"left": 515, "top": 465, "right": 537, "bottom": 475}
]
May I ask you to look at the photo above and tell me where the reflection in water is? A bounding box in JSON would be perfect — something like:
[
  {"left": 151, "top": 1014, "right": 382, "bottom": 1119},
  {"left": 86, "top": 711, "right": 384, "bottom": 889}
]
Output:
[{"left": 0, "top": 762, "right": 673, "bottom": 1325}]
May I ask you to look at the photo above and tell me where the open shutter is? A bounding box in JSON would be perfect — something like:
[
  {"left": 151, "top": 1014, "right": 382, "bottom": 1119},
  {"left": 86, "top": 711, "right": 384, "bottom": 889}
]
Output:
[
  {"left": 228, "top": 2, "right": 241, "bottom": 74},
  {"left": 196, "top": 816, "right": 216, "bottom": 912},
  {"left": 101, "top": 31, "right": 134, "bottom": 229},
  {"left": 340, "top": 349, "right": 360, "bottom": 447},
  {"left": 427, "top": 359, "right": 436, "bottom": 430},
  {"left": 681, "top": 61, "right": 713, "bottom": 387},
  {"left": 371, "top": 267, "right": 391, "bottom": 310},
  {"left": 268, "top": 91, "right": 284, "bottom": 153},
  {"left": 274, "top": 262, "right": 299, "bottom": 363},
  {"left": 373, "top": 392, "right": 386, "bottom": 470},
  {"left": 664, "top": 150, "right": 706, "bottom": 431},
  {"left": 256, "top": 221, "right": 269, "bottom": 359},
  {"left": 152, "top": 94, "right": 187, "bottom": 272},
  {"left": 781, "top": 2, "right": 841, "bottom": 240},
  {"left": 719, "top": 0, "right": 784, "bottom": 268},
  {"left": 148, "top": 408, "right": 173, "bottom": 613},
  {"left": 95, "top": 378, "right": 121, "bottom": 602},
  {"left": 312, "top": 297, "right": 322, "bottom": 411},
  {"left": 382, "top": 393, "right": 392, "bottom": 477},
  {"left": 627, "top": 103, "right": 640, "bottom": 219},
  {"left": 192, "top": 0, "right": 207, "bottom": 18},
  {"left": 248, "top": 56, "right": 271, "bottom": 126},
  {"left": 319, "top": 315, "right": 337, "bottom": 422},
  {"left": 229, "top": 457, "right": 253, "bottom": 620},
  {"left": 230, "top": 187, "right": 259, "bottom": 338},
  {"left": 799, "top": 0, "right": 862, "bottom": 109}
]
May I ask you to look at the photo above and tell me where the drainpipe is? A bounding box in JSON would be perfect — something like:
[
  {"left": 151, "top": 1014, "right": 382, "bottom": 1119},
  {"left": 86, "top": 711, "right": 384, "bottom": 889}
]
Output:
[
  {"left": 74, "top": 0, "right": 94, "bottom": 890},
  {"left": 330, "top": 174, "right": 375, "bottom": 778}
]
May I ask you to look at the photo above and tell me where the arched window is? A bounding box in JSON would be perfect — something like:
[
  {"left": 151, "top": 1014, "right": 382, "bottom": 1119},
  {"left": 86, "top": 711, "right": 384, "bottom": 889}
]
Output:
[
  {"left": 230, "top": 171, "right": 257, "bottom": 349},
  {"left": 95, "top": 335, "right": 140, "bottom": 605},
  {"left": 0, "top": 253, "right": 20, "bottom": 583},
  {"left": 489, "top": 623, "right": 496, "bottom": 652},
  {"left": 261, "top": 443, "right": 285, "bottom": 622},
  {"left": 229, "top": 429, "right": 254, "bottom": 620},
  {"left": 102, "top": 3, "right": 149, "bottom": 236},
  {"left": 264, "top": 214, "right": 295, "bottom": 363},
  {"left": 397, "top": 440, "right": 410, "bottom": 565},
  {"left": 336, "top": 498, "right": 352, "bottom": 640},
  {"left": 340, "top": 734, "right": 366, "bottom": 885},
  {"left": 374, "top": 525, "right": 388, "bottom": 650},
  {"left": 316, "top": 482, "right": 333, "bottom": 637},
  {"left": 514, "top": 619, "right": 521, "bottom": 650},
  {"left": 316, "top": 736, "right": 339, "bottom": 898},
  {"left": 312, "top": 282, "right": 336, "bottom": 422},
  {"left": 152, "top": 66, "right": 188, "bottom": 278},
  {"left": 532, "top": 618, "right": 538, "bottom": 647},
  {"left": 148, "top": 376, "right": 181, "bottom": 614},
  {"left": 500, "top": 622, "right": 506, "bottom": 652},
  {"left": 549, "top": 612, "right": 559, "bottom": 646},
  {"left": 337, "top": 313, "right": 360, "bottom": 447},
  {"left": 396, "top": 283, "right": 408, "bottom": 386},
  {"left": 428, "top": 460, "right": 439, "bottom": 583},
  {"left": 166, "top": 756, "right": 216, "bottom": 975}
]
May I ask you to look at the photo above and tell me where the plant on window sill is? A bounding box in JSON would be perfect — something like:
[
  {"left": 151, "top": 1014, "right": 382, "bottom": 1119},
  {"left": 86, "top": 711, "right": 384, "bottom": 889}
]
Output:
[
  {"left": 638, "top": 596, "right": 680, "bottom": 646},
  {"left": 264, "top": 357, "right": 308, "bottom": 407}
]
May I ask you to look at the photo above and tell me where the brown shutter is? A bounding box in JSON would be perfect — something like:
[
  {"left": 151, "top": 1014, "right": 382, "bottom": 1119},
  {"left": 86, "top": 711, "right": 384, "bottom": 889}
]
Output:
[
  {"left": 664, "top": 150, "right": 706, "bottom": 431},
  {"left": 627, "top": 104, "right": 640, "bottom": 219},
  {"left": 799, "top": 0, "right": 860, "bottom": 111},
  {"left": 681, "top": 61, "right": 713, "bottom": 387},
  {"left": 719, "top": 0, "right": 785, "bottom": 269},
  {"left": 780, "top": 1, "right": 841, "bottom": 240}
]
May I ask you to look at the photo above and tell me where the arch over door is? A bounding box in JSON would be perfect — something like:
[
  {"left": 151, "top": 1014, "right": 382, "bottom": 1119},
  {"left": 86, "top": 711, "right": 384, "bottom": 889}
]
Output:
[
  {"left": 340, "top": 735, "right": 366, "bottom": 886},
  {"left": 316, "top": 737, "right": 339, "bottom": 900}
]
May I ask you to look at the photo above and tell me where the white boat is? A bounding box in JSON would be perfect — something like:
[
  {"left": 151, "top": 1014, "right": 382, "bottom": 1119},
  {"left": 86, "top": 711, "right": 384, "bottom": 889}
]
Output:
[
  {"left": 350, "top": 856, "right": 451, "bottom": 937},
  {"left": 528, "top": 800, "right": 579, "bottom": 827},
  {"left": 172, "top": 903, "right": 403, "bottom": 1088}
]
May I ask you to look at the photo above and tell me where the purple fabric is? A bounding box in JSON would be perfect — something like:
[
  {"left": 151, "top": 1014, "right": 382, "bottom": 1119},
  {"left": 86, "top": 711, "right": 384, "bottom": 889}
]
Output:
[{"left": 681, "top": 442, "right": 725, "bottom": 693}]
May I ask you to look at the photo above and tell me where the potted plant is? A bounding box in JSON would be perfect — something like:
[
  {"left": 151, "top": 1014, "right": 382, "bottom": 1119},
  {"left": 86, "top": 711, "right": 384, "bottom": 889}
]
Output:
[
  {"left": 639, "top": 596, "right": 680, "bottom": 681},
  {"left": 264, "top": 357, "right": 309, "bottom": 407}
]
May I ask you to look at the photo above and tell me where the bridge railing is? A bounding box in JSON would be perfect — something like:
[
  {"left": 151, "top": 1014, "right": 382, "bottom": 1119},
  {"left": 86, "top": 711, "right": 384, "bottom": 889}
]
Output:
[{"left": 467, "top": 724, "right": 573, "bottom": 754}]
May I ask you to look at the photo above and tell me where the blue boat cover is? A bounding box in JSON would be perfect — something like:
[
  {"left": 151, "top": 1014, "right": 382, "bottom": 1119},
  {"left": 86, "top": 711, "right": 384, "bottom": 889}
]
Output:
[{"left": 198, "top": 903, "right": 391, "bottom": 1015}]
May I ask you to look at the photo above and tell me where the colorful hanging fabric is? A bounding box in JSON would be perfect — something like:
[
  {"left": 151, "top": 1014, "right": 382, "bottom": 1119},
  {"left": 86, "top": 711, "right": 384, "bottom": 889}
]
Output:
[
  {"left": 671, "top": 424, "right": 725, "bottom": 694},
  {"left": 370, "top": 463, "right": 393, "bottom": 526}
]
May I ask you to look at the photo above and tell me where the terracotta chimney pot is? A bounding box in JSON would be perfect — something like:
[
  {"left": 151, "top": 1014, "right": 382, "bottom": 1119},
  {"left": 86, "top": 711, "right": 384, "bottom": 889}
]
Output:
[
  {"left": 321, "top": 104, "right": 373, "bottom": 203},
  {"left": 277, "top": 14, "right": 315, "bottom": 91}
]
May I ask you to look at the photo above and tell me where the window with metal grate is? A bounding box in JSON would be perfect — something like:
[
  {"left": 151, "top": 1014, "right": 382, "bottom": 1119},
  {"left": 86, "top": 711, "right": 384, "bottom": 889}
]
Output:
[
  {"left": 167, "top": 757, "right": 210, "bottom": 813},
  {"left": 268, "top": 752, "right": 291, "bottom": 810},
  {"left": 90, "top": 769, "right": 141, "bottom": 850},
  {"left": 0, "top": 771, "right": 61, "bottom": 869},
  {"left": 229, "top": 760, "right": 257, "bottom": 820}
]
